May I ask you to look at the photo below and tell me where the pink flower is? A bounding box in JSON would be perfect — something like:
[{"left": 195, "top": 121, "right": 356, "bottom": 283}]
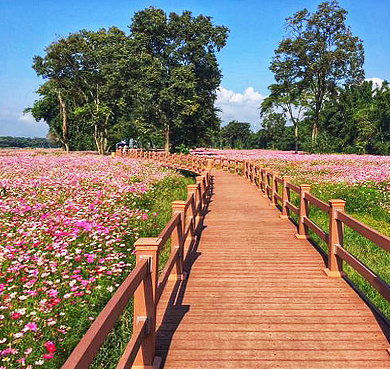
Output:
[
  {"left": 44, "top": 341, "right": 56, "bottom": 353},
  {"left": 11, "top": 312, "right": 21, "bottom": 320},
  {"left": 85, "top": 254, "right": 95, "bottom": 263},
  {"left": 23, "top": 322, "right": 38, "bottom": 332},
  {"left": 24, "top": 347, "right": 33, "bottom": 355},
  {"left": 43, "top": 352, "right": 54, "bottom": 360},
  {"left": 48, "top": 289, "right": 58, "bottom": 298}
]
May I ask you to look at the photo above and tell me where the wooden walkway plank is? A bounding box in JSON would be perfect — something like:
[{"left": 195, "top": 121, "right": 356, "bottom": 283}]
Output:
[{"left": 156, "top": 170, "right": 390, "bottom": 368}]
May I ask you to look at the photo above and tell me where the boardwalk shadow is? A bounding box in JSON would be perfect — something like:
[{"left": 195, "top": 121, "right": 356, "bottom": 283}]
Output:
[{"left": 155, "top": 175, "right": 214, "bottom": 367}]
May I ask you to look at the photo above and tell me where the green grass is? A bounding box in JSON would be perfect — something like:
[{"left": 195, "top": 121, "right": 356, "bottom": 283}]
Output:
[{"left": 88, "top": 173, "right": 194, "bottom": 369}]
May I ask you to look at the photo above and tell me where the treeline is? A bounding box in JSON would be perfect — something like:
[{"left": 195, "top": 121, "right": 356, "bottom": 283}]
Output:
[
  {"left": 0, "top": 136, "right": 56, "bottom": 149},
  {"left": 219, "top": 78, "right": 390, "bottom": 154},
  {"left": 27, "top": 7, "right": 229, "bottom": 154}
]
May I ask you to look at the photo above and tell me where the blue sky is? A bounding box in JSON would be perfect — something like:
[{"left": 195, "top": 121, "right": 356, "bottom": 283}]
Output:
[{"left": 1, "top": 0, "right": 389, "bottom": 137}]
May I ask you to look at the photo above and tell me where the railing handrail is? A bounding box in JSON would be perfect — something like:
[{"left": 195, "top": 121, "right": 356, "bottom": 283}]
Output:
[{"left": 63, "top": 151, "right": 211, "bottom": 369}]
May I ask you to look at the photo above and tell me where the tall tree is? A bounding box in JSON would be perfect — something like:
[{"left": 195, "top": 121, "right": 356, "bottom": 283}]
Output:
[
  {"left": 30, "top": 27, "right": 137, "bottom": 154},
  {"left": 129, "top": 7, "right": 229, "bottom": 152},
  {"left": 320, "top": 80, "right": 390, "bottom": 154},
  {"left": 260, "top": 80, "right": 306, "bottom": 152},
  {"left": 270, "top": 1, "right": 364, "bottom": 144}
]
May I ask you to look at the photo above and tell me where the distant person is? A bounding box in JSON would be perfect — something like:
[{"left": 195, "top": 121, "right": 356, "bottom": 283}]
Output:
[{"left": 116, "top": 140, "right": 126, "bottom": 150}]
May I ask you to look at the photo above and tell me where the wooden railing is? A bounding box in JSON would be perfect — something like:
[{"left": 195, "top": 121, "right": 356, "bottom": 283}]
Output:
[
  {"left": 115, "top": 149, "right": 212, "bottom": 174},
  {"left": 220, "top": 157, "right": 390, "bottom": 305},
  {"left": 124, "top": 151, "right": 390, "bottom": 306},
  {"left": 62, "top": 156, "right": 211, "bottom": 369}
]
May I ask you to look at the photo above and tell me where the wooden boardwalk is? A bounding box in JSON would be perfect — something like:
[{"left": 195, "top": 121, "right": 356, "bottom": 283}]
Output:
[{"left": 155, "top": 169, "right": 390, "bottom": 369}]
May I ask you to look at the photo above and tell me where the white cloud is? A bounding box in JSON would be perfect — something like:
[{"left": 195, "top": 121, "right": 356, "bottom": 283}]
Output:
[
  {"left": 365, "top": 77, "right": 384, "bottom": 89},
  {"left": 18, "top": 112, "right": 44, "bottom": 125},
  {"left": 0, "top": 108, "right": 48, "bottom": 137},
  {"left": 215, "top": 86, "right": 265, "bottom": 132}
]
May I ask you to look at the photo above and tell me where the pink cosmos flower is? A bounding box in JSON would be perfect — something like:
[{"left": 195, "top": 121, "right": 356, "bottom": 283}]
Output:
[
  {"left": 86, "top": 254, "right": 95, "bottom": 263},
  {"left": 11, "top": 312, "right": 21, "bottom": 320},
  {"left": 43, "top": 352, "right": 54, "bottom": 360},
  {"left": 23, "top": 322, "right": 38, "bottom": 332},
  {"left": 47, "top": 289, "right": 59, "bottom": 298},
  {"left": 44, "top": 341, "right": 56, "bottom": 353},
  {"left": 24, "top": 347, "right": 33, "bottom": 355}
]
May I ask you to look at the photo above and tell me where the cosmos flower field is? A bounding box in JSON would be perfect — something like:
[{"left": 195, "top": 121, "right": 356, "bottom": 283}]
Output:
[
  {"left": 194, "top": 148, "right": 390, "bottom": 187},
  {"left": 0, "top": 150, "right": 185, "bottom": 369}
]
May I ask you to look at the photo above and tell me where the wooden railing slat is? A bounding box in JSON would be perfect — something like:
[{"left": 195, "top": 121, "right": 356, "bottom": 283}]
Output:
[
  {"left": 286, "top": 201, "right": 299, "bottom": 216},
  {"left": 157, "top": 213, "right": 180, "bottom": 246},
  {"left": 286, "top": 182, "right": 300, "bottom": 194},
  {"left": 156, "top": 247, "right": 180, "bottom": 304},
  {"left": 305, "top": 192, "right": 330, "bottom": 213},
  {"left": 335, "top": 245, "right": 390, "bottom": 302},
  {"left": 336, "top": 211, "right": 390, "bottom": 253},
  {"left": 303, "top": 216, "right": 329, "bottom": 243},
  {"left": 115, "top": 319, "right": 147, "bottom": 369}
]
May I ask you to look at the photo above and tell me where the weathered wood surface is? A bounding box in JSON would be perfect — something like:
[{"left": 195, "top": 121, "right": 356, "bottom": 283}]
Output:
[{"left": 156, "top": 170, "right": 390, "bottom": 369}]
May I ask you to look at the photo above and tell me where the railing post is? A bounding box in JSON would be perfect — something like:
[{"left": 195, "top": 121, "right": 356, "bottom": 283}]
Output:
[
  {"left": 323, "top": 199, "right": 346, "bottom": 278},
  {"left": 262, "top": 170, "right": 269, "bottom": 198},
  {"left": 248, "top": 162, "right": 252, "bottom": 182},
  {"left": 295, "top": 184, "right": 311, "bottom": 239},
  {"left": 133, "top": 238, "right": 161, "bottom": 368},
  {"left": 254, "top": 166, "right": 261, "bottom": 191},
  {"left": 280, "top": 176, "right": 292, "bottom": 219},
  {"left": 206, "top": 159, "right": 214, "bottom": 171},
  {"left": 196, "top": 176, "right": 204, "bottom": 208},
  {"left": 269, "top": 172, "right": 278, "bottom": 206},
  {"left": 170, "top": 201, "right": 185, "bottom": 281},
  {"left": 187, "top": 184, "right": 198, "bottom": 238},
  {"left": 251, "top": 163, "right": 256, "bottom": 184}
]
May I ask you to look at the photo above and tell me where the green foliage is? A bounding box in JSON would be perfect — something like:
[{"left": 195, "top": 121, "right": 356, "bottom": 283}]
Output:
[
  {"left": 0, "top": 136, "right": 56, "bottom": 148},
  {"left": 220, "top": 120, "right": 253, "bottom": 149},
  {"left": 175, "top": 143, "right": 191, "bottom": 154},
  {"left": 319, "top": 80, "right": 390, "bottom": 154},
  {"left": 28, "top": 8, "right": 229, "bottom": 154},
  {"left": 255, "top": 114, "right": 295, "bottom": 150},
  {"left": 130, "top": 7, "right": 229, "bottom": 152}
]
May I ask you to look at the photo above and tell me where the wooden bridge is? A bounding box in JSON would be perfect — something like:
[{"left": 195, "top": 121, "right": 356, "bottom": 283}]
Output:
[{"left": 63, "top": 151, "right": 390, "bottom": 369}]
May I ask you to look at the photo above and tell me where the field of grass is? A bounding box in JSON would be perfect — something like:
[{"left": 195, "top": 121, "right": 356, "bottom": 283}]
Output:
[{"left": 0, "top": 150, "right": 193, "bottom": 369}]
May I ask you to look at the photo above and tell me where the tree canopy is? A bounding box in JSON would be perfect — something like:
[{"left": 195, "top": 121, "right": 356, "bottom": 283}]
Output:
[
  {"left": 267, "top": 0, "right": 365, "bottom": 148},
  {"left": 28, "top": 7, "right": 229, "bottom": 154}
]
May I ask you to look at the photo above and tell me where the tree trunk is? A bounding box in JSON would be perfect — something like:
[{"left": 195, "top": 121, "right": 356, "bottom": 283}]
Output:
[
  {"left": 58, "top": 91, "right": 69, "bottom": 153},
  {"left": 312, "top": 110, "right": 319, "bottom": 144},
  {"left": 294, "top": 124, "right": 299, "bottom": 153},
  {"left": 164, "top": 125, "right": 170, "bottom": 153},
  {"left": 93, "top": 125, "right": 103, "bottom": 155}
]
